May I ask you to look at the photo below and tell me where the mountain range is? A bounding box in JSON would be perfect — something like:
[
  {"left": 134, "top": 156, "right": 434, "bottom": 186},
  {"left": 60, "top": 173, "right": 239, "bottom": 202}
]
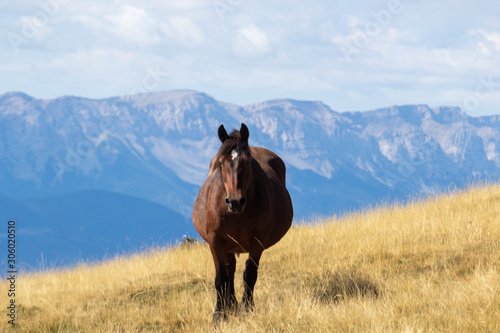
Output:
[{"left": 1, "top": 90, "right": 499, "bottom": 270}]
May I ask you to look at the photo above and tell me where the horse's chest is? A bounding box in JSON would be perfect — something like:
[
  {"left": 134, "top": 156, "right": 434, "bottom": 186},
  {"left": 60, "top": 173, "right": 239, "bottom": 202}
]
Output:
[{"left": 216, "top": 215, "right": 270, "bottom": 253}]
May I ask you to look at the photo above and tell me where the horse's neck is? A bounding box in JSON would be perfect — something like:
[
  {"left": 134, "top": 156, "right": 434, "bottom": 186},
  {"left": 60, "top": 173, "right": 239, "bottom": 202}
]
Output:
[
  {"left": 247, "top": 160, "right": 269, "bottom": 201},
  {"left": 208, "top": 155, "right": 219, "bottom": 176}
]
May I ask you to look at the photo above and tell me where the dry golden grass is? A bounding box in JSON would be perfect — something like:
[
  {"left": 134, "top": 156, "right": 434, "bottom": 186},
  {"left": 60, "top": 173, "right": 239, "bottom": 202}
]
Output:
[{"left": 2, "top": 184, "right": 500, "bottom": 332}]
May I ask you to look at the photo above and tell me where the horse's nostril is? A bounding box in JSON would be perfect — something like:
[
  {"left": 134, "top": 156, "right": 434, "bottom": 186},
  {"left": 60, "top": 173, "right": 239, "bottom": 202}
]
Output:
[
  {"left": 225, "top": 197, "right": 231, "bottom": 205},
  {"left": 239, "top": 197, "right": 246, "bottom": 207}
]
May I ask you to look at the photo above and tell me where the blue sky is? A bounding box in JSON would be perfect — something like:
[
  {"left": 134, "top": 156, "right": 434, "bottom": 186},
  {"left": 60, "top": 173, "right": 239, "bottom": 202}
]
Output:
[{"left": 2, "top": 0, "right": 500, "bottom": 115}]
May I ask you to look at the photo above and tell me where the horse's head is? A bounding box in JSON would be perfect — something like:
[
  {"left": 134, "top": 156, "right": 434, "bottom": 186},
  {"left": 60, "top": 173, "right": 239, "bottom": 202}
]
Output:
[{"left": 217, "top": 123, "right": 253, "bottom": 214}]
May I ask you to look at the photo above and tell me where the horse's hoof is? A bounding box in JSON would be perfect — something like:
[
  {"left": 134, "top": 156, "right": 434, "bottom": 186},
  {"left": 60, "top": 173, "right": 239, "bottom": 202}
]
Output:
[
  {"left": 239, "top": 300, "right": 255, "bottom": 313},
  {"left": 227, "top": 300, "right": 238, "bottom": 314},
  {"left": 212, "top": 310, "right": 226, "bottom": 324}
]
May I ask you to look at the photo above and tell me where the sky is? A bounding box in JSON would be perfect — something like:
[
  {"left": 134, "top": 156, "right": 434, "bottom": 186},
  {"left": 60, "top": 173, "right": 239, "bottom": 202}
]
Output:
[{"left": 2, "top": 0, "right": 500, "bottom": 116}]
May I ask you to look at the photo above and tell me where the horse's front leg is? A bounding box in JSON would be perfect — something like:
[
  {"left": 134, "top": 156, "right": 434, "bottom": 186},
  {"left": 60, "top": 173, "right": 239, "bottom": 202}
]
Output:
[
  {"left": 241, "top": 249, "right": 263, "bottom": 311},
  {"left": 225, "top": 253, "right": 238, "bottom": 312},
  {"left": 210, "top": 246, "right": 228, "bottom": 322}
]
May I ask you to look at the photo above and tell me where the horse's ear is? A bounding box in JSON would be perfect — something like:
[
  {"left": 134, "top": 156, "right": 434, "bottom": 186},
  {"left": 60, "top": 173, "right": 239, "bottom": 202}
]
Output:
[
  {"left": 240, "top": 123, "right": 249, "bottom": 142},
  {"left": 218, "top": 124, "right": 228, "bottom": 143}
]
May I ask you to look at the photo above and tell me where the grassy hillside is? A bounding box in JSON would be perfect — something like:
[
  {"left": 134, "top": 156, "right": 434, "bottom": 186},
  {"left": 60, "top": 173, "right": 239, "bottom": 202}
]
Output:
[{"left": 2, "top": 185, "right": 500, "bottom": 332}]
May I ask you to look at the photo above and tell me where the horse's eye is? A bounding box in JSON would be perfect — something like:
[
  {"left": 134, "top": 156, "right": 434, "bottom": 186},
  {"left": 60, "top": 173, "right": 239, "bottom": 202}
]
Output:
[{"left": 219, "top": 161, "right": 223, "bottom": 168}]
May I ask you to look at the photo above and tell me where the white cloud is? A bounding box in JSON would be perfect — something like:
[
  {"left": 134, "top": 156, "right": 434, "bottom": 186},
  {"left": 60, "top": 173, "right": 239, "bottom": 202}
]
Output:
[
  {"left": 347, "top": 16, "right": 362, "bottom": 29},
  {"left": 2, "top": 0, "right": 500, "bottom": 116},
  {"left": 103, "top": 4, "right": 162, "bottom": 45},
  {"left": 160, "top": 16, "right": 204, "bottom": 46},
  {"left": 471, "top": 29, "right": 500, "bottom": 56},
  {"left": 233, "top": 24, "right": 272, "bottom": 57}
]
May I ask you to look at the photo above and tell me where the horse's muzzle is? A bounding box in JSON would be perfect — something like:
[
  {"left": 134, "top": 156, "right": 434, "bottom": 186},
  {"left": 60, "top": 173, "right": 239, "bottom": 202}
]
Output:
[{"left": 225, "top": 196, "right": 247, "bottom": 214}]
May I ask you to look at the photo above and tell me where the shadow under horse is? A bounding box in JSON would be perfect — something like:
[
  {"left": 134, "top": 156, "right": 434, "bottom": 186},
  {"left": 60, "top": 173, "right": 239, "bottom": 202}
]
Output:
[{"left": 192, "top": 123, "right": 293, "bottom": 322}]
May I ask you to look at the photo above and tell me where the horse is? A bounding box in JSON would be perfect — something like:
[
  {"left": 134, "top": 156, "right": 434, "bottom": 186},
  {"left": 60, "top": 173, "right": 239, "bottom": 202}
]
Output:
[{"left": 192, "top": 123, "right": 293, "bottom": 322}]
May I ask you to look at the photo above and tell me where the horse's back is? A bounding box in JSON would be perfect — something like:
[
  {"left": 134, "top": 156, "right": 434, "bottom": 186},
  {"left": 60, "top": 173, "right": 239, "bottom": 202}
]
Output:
[{"left": 250, "top": 147, "right": 287, "bottom": 185}]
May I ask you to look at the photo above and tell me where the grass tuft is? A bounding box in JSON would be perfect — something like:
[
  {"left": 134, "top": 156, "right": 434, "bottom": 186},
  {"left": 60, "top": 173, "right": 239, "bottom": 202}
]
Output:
[{"left": 310, "top": 269, "right": 380, "bottom": 303}]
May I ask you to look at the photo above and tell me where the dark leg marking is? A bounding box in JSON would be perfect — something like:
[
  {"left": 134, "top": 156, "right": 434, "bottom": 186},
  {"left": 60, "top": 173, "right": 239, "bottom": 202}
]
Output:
[
  {"left": 211, "top": 247, "right": 228, "bottom": 323},
  {"left": 225, "top": 253, "right": 237, "bottom": 312},
  {"left": 241, "top": 250, "right": 262, "bottom": 311}
]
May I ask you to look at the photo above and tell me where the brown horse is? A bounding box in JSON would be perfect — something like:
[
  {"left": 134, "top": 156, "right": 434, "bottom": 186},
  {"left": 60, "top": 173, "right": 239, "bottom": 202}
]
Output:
[{"left": 192, "top": 123, "right": 293, "bottom": 321}]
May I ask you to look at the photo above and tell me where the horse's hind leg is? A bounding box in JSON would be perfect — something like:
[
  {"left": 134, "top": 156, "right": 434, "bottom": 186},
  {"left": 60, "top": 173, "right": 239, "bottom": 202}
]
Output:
[
  {"left": 225, "top": 253, "right": 238, "bottom": 312},
  {"left": 241, "top": 249, "right": 263, "bottom": 311}
]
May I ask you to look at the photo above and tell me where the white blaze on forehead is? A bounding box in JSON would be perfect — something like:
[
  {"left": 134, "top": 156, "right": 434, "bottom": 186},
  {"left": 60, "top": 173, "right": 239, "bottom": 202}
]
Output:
[{"left": 231, "top": 150, "right": 238, "bottom": 160}]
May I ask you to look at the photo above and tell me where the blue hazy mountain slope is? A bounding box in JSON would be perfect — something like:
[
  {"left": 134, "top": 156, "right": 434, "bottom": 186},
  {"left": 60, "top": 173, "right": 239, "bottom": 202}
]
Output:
[{"left": 0, "top": 190, "right": 195, "bottom": 270}]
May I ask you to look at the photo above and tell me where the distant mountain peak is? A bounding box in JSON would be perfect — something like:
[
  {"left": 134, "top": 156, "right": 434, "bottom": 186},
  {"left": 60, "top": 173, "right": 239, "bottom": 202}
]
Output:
[
  {"left": 119, "top": 89, "right": 219, "bottom": 108},
  {"left": 0, "top": 91, "right": 36, "bottom": 100}
]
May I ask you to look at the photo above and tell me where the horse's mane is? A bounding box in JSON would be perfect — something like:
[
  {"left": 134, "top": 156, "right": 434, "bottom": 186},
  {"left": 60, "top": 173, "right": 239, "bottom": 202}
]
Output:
[{"left": 217, "top": 129, "right": 251, "bottom": 157}]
